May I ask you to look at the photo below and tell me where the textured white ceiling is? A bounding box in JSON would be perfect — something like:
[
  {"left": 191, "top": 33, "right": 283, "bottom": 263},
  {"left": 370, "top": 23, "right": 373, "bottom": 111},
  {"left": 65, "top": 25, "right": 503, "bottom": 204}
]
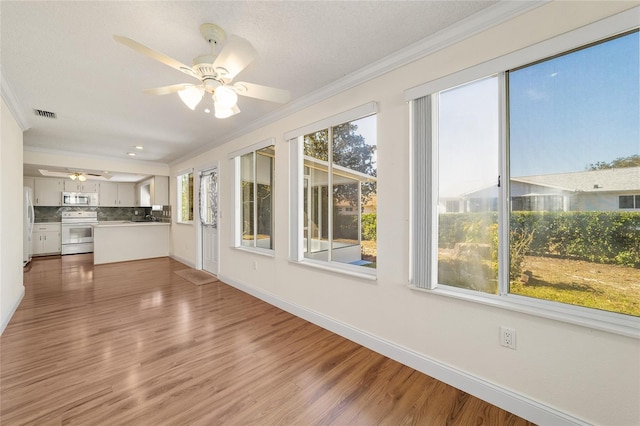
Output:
[{"left": 2, "top": 1, "right": 498, "bottom": 168}]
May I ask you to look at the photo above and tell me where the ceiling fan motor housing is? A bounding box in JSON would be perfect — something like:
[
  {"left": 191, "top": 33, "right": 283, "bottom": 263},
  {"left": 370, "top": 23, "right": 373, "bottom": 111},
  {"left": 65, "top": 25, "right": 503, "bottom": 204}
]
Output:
[{"left": 200, "top": 23, "right": 226, "bottom": 46}]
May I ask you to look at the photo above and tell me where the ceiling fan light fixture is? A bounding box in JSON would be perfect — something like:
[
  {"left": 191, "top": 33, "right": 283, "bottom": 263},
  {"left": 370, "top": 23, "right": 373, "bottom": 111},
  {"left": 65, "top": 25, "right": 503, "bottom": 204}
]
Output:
[
  {"left": 214, "top": 102, "right": 240, "bottom": 119},
  {"left": 178, "top": 86, "right": 204, "bottom": 110},
  {"left": 213, "top": 85, "right": 238, "bottom": 109},
  {"left": 69, "top": 172, "right": 87, "bottom": 181}
]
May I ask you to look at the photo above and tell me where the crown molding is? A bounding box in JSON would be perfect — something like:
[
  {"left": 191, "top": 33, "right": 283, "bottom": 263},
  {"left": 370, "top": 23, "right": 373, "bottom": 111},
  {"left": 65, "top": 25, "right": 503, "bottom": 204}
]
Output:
[
  {"left": 170, "top": 0, "right": 546, "bottom": 166},
  {"left": 1, "top": 69, "right": 30, "bottom": 131}
]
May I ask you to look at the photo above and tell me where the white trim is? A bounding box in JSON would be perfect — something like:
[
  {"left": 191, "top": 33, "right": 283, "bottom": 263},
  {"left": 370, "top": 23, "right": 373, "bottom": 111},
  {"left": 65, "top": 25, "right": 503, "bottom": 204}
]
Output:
[
  {"left": 289, "top": 137, "right": 302, "bottom": 261},
  {"left": 284, "top": 101, "right": 378, "bottom": 141},
  {"left": 228, "top": 137, "right": 276, "bottom": 160},
  {"left": 405, "top": 7, "right": 640, "bottom": 101},
  {"left": 170, "top": 254, "right": 196, "bottom": 268},
  {"left": 0, "top": 72, "right": 30, "bottom": 131},
  {"left": 1, "top": 286, "right": 25, "bottom": 335},
  {"left": 289, "top": 259, "right": 376, "bottom": 281},
  {"left": 218, "top": 273, "right": 587, "bottom": 426},
  {"left": 170, "top": 1, "right": 544, "bottom": 166},
  {"left": 233, "top": 246, "right": 275, "bottom": 258},
  {"left": 176, "top": 167, "right": 194, "bottom": 177},
  {"left": 412, "top": 285, "right": 639, "bottom": 339}
]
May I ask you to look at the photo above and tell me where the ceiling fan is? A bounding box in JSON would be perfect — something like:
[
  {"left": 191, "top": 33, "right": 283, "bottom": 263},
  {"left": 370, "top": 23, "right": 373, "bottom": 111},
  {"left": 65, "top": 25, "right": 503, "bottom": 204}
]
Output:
[{"left": 114, "top": 23, "right": 291, "bottom": 118}]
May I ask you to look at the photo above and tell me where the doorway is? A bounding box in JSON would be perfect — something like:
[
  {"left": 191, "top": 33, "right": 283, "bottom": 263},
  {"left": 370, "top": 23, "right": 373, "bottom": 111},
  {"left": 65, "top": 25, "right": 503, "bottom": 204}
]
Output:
[{"left": 199, "top": 167, "right": 218, "bottom": 275}]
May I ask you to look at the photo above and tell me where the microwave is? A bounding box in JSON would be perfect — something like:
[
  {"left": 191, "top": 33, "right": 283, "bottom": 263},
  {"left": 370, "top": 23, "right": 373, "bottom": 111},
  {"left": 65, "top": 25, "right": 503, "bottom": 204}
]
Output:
[{"left": 62, "top": 192, "right": 98, "bottom": 206}]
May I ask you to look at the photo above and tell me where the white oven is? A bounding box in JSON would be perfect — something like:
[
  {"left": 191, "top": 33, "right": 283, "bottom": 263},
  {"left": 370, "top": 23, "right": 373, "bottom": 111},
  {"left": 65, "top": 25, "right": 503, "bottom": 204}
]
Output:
[{"left": 61, "top": 211, "right": 98, "bottom": 254}]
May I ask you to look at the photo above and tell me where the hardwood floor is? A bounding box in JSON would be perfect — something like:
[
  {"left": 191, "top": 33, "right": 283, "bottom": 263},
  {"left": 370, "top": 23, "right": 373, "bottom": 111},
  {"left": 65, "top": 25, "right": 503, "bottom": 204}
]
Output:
[{"left": 2, "top": 255, "right": 535, "bottom": 425}]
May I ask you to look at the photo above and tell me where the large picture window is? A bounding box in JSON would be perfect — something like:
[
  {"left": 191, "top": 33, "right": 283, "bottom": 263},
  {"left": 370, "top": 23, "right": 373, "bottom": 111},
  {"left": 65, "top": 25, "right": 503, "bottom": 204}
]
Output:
[
  {"left": 289, "top": 103, "right": 377, "bottom": 274},
  {"left": 410, "top": 21, "right": 639, "bottom": 327}
]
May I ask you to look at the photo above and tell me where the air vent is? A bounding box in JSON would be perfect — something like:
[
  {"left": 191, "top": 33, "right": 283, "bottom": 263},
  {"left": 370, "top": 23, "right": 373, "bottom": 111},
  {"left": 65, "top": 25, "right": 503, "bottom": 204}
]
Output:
[{"left": 34, "top": 109, "right": 56, "bottom": 119}]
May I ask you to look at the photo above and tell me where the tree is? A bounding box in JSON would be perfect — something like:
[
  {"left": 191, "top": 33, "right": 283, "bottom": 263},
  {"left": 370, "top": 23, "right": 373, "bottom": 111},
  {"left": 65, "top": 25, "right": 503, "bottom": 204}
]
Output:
[
  {"left": 586, "top": 154, "right": 640, "bottom": 170},
  {"left": 303, "top": 122, "right": 377, "bottom": 205}
]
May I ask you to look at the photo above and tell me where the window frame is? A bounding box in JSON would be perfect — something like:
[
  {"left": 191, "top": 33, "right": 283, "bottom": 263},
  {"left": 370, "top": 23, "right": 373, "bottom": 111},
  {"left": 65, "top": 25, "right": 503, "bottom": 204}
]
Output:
[
  {"left": 176, "top": 169, "right": 194, "bottom": 224},
  {"left": 230, "top": 138, "right": 276, "bottom": 255},
  {"left": 287, "top": 102, "right": 378, "bottom": 279},
  {"left": 407, "top": 8, "right": 640, "bottom": 338}
]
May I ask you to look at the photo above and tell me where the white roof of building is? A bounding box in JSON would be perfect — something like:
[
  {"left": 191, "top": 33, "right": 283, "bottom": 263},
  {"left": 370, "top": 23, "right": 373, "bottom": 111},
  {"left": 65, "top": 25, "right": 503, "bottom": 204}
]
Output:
[{"left": 514, "top": 167, "right": 640, "bottom": 193}]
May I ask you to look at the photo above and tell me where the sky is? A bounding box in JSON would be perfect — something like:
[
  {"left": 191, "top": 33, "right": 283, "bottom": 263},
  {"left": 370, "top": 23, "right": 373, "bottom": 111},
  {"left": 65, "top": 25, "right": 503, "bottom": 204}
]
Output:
[
  {"left": 509, "top": 30, "right": 639, "bottom": 177},
  {"left": 438, "top": 30, "right": 638, "bottom": 194}
]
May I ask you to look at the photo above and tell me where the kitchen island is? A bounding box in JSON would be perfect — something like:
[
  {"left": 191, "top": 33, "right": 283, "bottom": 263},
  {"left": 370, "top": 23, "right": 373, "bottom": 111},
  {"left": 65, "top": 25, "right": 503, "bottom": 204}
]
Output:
[{"left": 93, "top": 221, "right": 170, "bottom": 265}]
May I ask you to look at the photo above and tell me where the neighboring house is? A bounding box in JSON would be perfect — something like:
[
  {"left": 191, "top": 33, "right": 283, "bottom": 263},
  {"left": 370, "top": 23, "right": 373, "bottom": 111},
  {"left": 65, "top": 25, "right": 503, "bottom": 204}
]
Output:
[
  {"left": 440, "top": 167, "right": 640, "bottom": 213},
  {"left": 335, "top": 194, "right": 377, "bottom": 216}
]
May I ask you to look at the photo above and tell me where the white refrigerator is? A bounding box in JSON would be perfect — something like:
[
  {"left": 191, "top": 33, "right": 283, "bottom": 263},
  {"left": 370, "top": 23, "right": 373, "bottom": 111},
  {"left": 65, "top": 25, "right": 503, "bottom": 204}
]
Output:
[{"left": 23, "top": 187, "right": 34, "bottom": 265}]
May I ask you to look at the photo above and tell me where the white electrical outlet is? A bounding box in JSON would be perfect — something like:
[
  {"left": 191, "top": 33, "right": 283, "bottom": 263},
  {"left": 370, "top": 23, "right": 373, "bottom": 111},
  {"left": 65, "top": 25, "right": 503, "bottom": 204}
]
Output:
[{"left": 500, "top": 326, "right": 516, "bottom": 349}]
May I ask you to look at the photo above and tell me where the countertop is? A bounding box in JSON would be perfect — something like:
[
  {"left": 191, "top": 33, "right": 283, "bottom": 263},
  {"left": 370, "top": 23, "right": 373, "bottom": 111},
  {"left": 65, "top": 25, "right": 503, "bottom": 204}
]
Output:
[{"left": 93, "top": 221, "right": 171, "bottom": 228}]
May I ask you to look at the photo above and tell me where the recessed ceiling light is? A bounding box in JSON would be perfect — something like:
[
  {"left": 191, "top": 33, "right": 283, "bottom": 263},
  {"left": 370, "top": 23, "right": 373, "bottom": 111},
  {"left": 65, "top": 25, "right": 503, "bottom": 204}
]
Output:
[
  {"left": 204, "top": 108, "right": 211, "bottom": 114},
  {"left": 135, "top": 146, "right": 144, "bottom": 150},
  {"left": 127, "top": 152, "right": 136, "bottom": 157}
]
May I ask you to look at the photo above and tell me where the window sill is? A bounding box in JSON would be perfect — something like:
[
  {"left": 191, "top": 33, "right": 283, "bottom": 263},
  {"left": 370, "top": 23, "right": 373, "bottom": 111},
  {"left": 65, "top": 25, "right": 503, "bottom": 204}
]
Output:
[
  {"left": 409, "top": 284, "right": 640, "bottom": 339},
  {"left": 175, "top": 221, "right": 193, "bottom": 225},
  {"left": 289, "top": 258, "right": 377, "bottom": 281},
  {"left": 233, "top": 246, "right": 275, "bottom": 258}
]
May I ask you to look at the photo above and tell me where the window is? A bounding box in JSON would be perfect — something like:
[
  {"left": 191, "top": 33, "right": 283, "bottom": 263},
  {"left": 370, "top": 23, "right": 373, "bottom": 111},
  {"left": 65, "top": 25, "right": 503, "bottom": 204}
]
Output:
[
  {"left": 235, "top": 144, "right": 275, "bottom": 250},
  {"left": 410, "top": 17, "right": 639, "bottom": 327},
  {"left": 619, "top": 195, "right": 640, "bottom": 209},
  {"left": 288, "top": 103, "right": 377, "bottom": 274},
  {"left": 176, "top": 171, "right": 194, "bottom": 223}
]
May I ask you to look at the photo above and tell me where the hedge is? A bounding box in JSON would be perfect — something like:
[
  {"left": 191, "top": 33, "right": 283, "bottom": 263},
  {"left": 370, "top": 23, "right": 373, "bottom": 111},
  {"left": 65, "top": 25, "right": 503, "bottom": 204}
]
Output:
[{"left": 439, "top": 211, "right": 640, "bottom": 268}]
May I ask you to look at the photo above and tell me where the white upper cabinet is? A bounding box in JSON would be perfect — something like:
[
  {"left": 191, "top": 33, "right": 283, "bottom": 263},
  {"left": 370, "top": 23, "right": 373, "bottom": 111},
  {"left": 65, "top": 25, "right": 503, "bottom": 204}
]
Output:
[
  {"left": 99, "top": 182, "right": 136, "bottom": 207},
  {"left": 33, "top": 178, "right": 63, "bottom": 206},
  {"left": 137, "top": 176, "right": 169, "bottom": 207},
  {"left": 64, "top": 180, "right": 98, "bottom": 192}
]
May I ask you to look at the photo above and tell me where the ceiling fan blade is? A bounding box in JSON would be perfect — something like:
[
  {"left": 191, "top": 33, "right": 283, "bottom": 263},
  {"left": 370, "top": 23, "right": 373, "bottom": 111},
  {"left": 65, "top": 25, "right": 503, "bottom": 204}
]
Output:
[
  {"left": 144, "top": 84, "right": 196, "bottom": 96},
  {"left": 212, "top": 35, "right": 258, "bottom": 80},
  {"left": 113, "top": 35, "right": 198, "bottom": 80},
  {"left": 233, "top": 82, "right": 291, "bottom": 104}
]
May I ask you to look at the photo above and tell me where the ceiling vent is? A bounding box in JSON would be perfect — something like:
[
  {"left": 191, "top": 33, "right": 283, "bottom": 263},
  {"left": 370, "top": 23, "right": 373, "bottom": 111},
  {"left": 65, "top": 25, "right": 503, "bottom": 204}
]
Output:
[{"left": 34, "top": 109, "right": 56, "bottom": 119}]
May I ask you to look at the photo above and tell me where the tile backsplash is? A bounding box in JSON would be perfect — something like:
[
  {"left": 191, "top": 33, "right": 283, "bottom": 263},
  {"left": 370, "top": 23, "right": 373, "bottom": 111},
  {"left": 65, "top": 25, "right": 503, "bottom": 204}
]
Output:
[{"left": 34, "top": 206, "right": 171, "bottom": 223}]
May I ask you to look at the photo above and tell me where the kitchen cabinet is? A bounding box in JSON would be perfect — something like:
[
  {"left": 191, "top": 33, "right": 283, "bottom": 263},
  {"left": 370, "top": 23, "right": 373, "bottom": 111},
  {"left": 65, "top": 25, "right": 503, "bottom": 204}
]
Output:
[
  {"left": 34, "top": 178, "right": 63, "bottom": 206},
  {"left": 64, "top": 180, "right": 98, "bottom": 192},
  {"left": 32, "top": 223, "right": 61, "bottom": 256},
  {"left": 99, "top": 182, "right": 136, "bottom": 206},
  {"left": 137, "top": 176, "right": 169, "bottom": 207}
]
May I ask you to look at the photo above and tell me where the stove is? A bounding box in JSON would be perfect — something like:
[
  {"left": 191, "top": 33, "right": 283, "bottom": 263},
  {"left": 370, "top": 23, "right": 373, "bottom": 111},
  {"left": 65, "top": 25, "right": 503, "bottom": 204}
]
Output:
[{"left": 61, "top": 211, "right": 98, "bottom": 255}]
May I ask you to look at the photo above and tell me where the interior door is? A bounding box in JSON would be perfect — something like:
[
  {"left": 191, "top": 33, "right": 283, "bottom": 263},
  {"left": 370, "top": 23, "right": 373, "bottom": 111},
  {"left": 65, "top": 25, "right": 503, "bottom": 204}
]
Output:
[{"left": 200, "top": 168, "right": 219, "bottom": 274}]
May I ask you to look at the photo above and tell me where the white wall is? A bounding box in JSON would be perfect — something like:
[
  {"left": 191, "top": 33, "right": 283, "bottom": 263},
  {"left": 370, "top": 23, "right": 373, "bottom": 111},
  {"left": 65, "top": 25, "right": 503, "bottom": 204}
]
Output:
[
  {"left": 169, "top": 2, "right": 640, "bottom": 425},
  {"left": 1, "top": 98, "right": 26, "bottom": 333}
]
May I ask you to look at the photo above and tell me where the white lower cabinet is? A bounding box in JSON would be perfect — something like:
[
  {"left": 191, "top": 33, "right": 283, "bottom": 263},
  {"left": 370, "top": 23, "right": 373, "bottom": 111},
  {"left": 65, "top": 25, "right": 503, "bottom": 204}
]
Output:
[{"left": 32, "top": 223, "right": 61, "bottom": 256}]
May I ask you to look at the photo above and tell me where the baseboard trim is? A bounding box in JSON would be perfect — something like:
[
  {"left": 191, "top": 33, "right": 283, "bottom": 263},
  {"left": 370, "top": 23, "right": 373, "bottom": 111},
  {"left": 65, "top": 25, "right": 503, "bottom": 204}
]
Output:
[
  {"left": 170, "top": 254, "right": 195, "bottom": 268},
  {"left": 219, "top": 274, "right": 587, "bottom": 426},
  {"left": 1, "top": 285, "right": 25, "bottom": 335}
]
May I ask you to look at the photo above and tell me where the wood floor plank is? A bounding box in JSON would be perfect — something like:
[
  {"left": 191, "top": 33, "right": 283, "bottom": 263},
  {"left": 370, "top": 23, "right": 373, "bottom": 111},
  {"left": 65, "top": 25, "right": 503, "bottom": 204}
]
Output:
[{"left": 1, "top": 254, "right": 536, "bottom": 425}]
